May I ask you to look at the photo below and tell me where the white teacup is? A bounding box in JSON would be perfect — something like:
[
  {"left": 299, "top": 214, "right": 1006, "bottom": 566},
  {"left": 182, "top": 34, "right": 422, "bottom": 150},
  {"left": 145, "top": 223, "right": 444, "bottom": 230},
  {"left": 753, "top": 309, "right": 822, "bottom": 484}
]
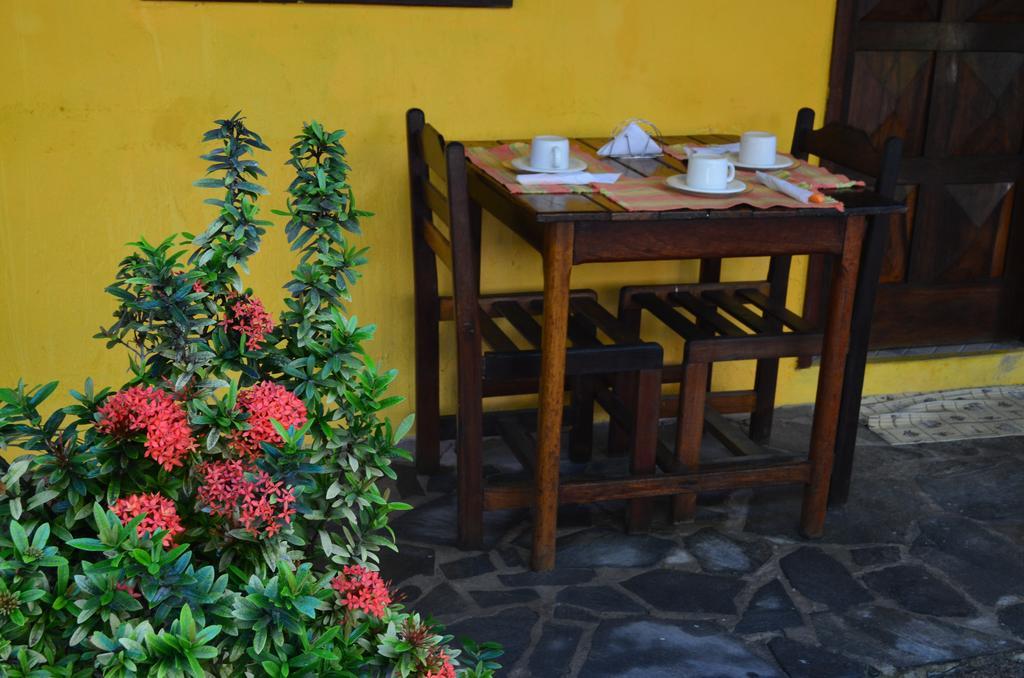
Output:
[
  {"left": 529, "top": 135, "right": 570, "bottom": 171},
  {"left": 687, "top": 153, "right": 735, "bottom": 191},
  {"left": 739, "top": 131, "right": 777, "bottom": 167}
]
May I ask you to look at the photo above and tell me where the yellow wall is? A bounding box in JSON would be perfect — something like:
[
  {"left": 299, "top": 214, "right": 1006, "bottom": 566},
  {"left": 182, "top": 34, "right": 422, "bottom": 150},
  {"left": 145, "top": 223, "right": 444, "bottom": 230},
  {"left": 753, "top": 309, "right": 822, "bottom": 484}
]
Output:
[{"left": 2, "top": 0, "right": 1022, "bottom": 452}]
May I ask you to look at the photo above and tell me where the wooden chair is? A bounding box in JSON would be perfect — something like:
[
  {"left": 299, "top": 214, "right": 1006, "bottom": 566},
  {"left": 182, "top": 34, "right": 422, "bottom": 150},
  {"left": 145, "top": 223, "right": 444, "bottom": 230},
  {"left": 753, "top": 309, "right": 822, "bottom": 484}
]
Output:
[
  {"left": 407, "top": 108, "right": 664, "bottom": 549},
  {"left": 616, "top": 108, "right": 902, "bottom": 522},
  {"left": 792, "top": 108, "right": 903, "bottom": 504}
]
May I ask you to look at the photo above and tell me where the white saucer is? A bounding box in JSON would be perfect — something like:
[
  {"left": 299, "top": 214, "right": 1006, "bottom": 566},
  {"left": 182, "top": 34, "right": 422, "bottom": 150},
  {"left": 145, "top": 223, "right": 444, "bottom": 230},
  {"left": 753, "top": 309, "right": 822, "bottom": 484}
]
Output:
[
  {"left": 727, "top": 152, "right": 795, "bottom": 171},
  {"left": 510, "top": 156, "right": 588, "bottom": 174},
  {"left": 666, "top": 174, "right": 748, "bottom": 196}
]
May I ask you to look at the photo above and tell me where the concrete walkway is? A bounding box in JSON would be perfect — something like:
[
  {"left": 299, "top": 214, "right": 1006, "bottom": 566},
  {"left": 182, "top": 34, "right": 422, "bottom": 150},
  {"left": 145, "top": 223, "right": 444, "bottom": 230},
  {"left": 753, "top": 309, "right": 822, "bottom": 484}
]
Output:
[{"left": 383, "top": 406, "right": 1024, "bottom": 677}]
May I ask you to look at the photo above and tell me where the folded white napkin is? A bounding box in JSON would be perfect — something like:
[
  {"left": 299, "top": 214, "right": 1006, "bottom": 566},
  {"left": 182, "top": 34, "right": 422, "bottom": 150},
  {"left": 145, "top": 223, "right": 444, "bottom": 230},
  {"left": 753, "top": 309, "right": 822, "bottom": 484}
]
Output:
[
  {"left": 756, "top": 171, "right": 817, "bottom": 203},
  {"left": 517, "top": 172, "right": 621, "bottom": 186},
  {"left": 598, "top": 122, "right": 662, "bottom": 157},
  {"left": 684, "top": 142, "right": 741, "bottom": 157}
]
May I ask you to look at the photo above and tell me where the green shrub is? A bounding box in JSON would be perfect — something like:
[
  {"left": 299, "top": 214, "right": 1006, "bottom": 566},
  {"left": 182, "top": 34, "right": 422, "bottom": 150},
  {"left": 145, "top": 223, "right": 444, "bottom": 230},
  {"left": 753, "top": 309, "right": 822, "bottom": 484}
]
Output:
[{"left": 0, "top": 114, "right": 501, "bottom": 677}]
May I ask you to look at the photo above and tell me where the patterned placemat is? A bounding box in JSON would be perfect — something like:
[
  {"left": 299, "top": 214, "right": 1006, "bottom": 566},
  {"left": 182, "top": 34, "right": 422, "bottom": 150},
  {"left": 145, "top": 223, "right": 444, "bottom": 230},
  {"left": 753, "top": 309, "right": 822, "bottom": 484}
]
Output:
[
  {"left": 465, "top": 142, "right": 620, "bottom": 195},
  {"left": 861, "top": 386, "right": 1024, "bottom": 445},
  {"left": 664, "top": 144, "right": 865, "bottom": 191},
  {"left": 594, "top": 176, "right": 844, "bottom": 212}
]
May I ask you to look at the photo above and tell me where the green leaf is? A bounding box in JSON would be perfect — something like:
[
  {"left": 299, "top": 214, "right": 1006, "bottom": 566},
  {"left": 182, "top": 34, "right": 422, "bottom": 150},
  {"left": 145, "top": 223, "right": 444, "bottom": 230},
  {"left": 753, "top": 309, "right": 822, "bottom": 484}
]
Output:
[
  {"left": 292, "top": 596, "right": 320, "bottom": 619},
  {"left": 10, "top": 521, "right": 29, "bottom": 554},
  {"left": 393, "top": 413, "right": 415, "bottom": 444},
  {"left": 66, "top": 538, "right": 109, "bottom": 552},
  {"left": 30, "top": 522, "right": 50, "bottom": 550},
  {"left": 179, "top": 604, "right": 197, "bottom": 639}
]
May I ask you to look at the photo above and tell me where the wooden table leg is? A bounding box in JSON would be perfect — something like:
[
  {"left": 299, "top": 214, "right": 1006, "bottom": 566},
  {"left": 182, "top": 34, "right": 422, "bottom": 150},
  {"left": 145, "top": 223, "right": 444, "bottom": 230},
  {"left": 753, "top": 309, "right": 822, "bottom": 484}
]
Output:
[
  {"left": 801, "top": 216, "right": 866, "bottom": 538},
  {"left": 531, "top": 222, "right": 574, "bottom": 571},
  {"left": 828, "top": 214, "right": 890, "bottom": 506}
]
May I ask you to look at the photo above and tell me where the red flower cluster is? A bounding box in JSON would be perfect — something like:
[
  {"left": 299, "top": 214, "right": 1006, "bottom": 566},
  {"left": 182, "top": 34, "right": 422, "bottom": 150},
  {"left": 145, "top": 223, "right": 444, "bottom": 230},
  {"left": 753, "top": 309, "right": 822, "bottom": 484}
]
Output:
[
  {"left": 111, "top": 493, "right": 184, "bottom": 547},
  {"left": 224, "top": 293, "right": 275, "bottom": 350},
  {"left": 196, "top": 460, "right": 297, "bottom": 538},
  {"left": 232, "top": 381, "right": 307, "bottom": 459},
  {"left": 330, "top": 565, "right": 392, "bottom": 619},
  {"left": 423, "top": 649, "right": 456, "bottom": 678},
  {"left": 97, "top": 386, "right": 196, "bottom": 471}
]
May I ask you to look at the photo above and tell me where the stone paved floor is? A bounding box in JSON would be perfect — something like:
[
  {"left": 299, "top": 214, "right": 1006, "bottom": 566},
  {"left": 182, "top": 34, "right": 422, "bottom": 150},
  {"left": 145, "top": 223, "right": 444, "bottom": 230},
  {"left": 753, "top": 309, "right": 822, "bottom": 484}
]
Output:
[{"left": 383, "top": 406, "right": 1024, "bottom": 677}]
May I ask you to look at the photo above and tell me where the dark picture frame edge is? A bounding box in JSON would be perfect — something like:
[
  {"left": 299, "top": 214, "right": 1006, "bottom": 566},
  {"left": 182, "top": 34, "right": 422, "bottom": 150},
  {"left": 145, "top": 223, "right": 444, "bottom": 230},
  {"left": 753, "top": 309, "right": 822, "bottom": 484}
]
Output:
[{"left": 145, "top": 0, "right": 512, "bottom": 6}]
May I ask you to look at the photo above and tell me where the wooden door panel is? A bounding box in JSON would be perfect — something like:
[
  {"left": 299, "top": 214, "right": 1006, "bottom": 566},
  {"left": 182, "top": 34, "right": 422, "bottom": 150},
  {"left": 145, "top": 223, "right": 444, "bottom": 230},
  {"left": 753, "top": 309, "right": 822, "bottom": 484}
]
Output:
[
  {"left": 809, "top": 0, "right": 1024, "bottom": 350},
  {"left": 948, "top": 0, "right": 1024, "bottom": 22},
  {"left": 847, "top": 51, "right": 934, "bottom": 155},
  {"left": 871, "top": 283, "right": 1003, "bottom": 346},
  {"left": 938, "top": 53, "right": 1024, "bottom": 156},
  {"left": 909, "top": 182, "right": 1015, "bottom": 283},
  {"left": 879, "top": 184, "right": 918, "bottom": 283},
  {"left": 859, "top": 0, "right": 940, "bottom": 22}
]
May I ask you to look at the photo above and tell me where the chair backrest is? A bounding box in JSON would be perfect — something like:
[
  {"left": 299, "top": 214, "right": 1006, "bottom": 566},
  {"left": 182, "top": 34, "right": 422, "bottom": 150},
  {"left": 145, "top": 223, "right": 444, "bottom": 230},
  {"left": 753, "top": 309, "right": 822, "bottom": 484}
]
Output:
[
  {"left": 406, "top": 108, "right": 482, "bottom": 353},
  {"left": 790, "top": 107, "right": 903, "bottom": 199}
]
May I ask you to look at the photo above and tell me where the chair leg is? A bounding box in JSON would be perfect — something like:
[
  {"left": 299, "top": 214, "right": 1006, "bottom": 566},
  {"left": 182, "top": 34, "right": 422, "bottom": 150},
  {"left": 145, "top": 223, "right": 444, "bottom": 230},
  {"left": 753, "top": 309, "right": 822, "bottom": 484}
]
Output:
[
  {"left": 456, "top": 389, "right": 484, "bottom": 550},
  {"left": 672, "top": 361, "right": 709, "bottom": 523},
  {"left": 569, "top": 376, "right": 596, "bottom": 463},
  {"left": 412, "top": 293, "right": 441, "bottom": 475},
  {"left": 627, "top": 368, "right": 660, "bottom": 533},
  {"left": 749, "top": 358, "right": 780, "bottom": 444},
  {"left": 608, "top": 303, "right": 642, "bottom": 455},
  {"left": 750, "top": 254, "right": 791, "bottom": 446},
  {"left": 801, "top": 218, "right": 864, "bottom": 538}
]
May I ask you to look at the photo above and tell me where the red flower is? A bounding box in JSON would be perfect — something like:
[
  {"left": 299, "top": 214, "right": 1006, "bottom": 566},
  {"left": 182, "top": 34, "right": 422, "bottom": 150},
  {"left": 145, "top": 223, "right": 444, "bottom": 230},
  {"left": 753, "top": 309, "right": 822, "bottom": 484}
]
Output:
[
  {"left": 232, "top": 381, "right": 307, "bottom": 459},
  {"left": 97, "top": 386, "right": 196, "bottom": 471},
  {"left": 112, "top": 493, "right": 184, "bottom": 547},
  {"left": 423, "top": 648, "right": 456, "bottom": 678},
  {"left": 330, "top": 565, "right": 392, "bottom": 619},
  {"left": 196, "top": 460, "right": 296, "bottom": 538},
  {"left": 224, "top": 293, "right": 275, "bottom": 350}
]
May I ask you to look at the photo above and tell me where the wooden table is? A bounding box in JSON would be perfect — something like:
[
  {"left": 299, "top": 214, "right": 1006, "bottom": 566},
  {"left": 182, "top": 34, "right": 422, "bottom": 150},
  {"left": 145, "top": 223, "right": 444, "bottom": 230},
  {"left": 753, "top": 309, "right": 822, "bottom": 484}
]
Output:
[{"left": 462, "top": 134, "right": 906, "bottom": 571}]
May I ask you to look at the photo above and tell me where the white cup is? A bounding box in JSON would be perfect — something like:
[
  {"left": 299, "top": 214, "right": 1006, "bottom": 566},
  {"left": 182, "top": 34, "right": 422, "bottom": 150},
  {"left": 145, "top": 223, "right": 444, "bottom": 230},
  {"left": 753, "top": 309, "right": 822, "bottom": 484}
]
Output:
[
  {"left": 686, "top": 153, "right": 735, "bottom": 190},
  {"left": 529, "top": 135, "right": 570, "bottom": 171},
  {"left": 739, "top": 131, "right": 777, "bottom": 167}
]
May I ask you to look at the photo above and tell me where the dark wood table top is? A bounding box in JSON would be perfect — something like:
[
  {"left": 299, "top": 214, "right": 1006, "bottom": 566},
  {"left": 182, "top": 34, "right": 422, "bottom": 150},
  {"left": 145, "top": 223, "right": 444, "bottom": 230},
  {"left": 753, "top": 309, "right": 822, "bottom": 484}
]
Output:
[{"left": 462, "top": 134, "right": 907, "bottom": 223}]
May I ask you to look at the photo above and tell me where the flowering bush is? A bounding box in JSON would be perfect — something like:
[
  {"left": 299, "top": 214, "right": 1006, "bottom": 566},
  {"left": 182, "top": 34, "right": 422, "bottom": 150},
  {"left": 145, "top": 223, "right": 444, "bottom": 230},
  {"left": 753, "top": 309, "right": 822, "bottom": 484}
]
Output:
[{"left": 0, "top": 114, "right": 501, "bottom": 676}]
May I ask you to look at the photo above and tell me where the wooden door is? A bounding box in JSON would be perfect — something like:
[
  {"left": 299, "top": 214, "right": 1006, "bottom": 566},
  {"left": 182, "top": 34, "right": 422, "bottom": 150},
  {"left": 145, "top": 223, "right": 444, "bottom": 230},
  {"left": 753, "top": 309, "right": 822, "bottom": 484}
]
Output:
[{"left": 816, "top": 0, "right": 1024, "bottom": 348}]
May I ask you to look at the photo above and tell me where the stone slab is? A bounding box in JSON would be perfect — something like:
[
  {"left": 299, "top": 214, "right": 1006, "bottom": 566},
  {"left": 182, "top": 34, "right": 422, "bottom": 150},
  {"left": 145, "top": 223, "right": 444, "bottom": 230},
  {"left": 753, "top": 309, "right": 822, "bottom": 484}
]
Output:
[
  {"left": 734, "top": 580, "right": 803, "bottom": 634},
  {"left": 861, "top": 564, "right": 975, "bottom": 617},
  {"left": 768, "top": 637, "right": 866, "bottom": 678},
  {"left": 685, "top": 528, "right": 772, "bottom": 575},
  {"left": 527, "top": 622, "right": 583, "bottom": 678},
  {"left": 911, "top": 515, "right": 1024, "bottom": 605},
  {"left": 779, "top": 547, "right": 873, "bottom": 611},
  {"left": 555, "top": 585, "right": 646, "bottom": 615},
  {"left": 469, "top": 588, "right": 540, "bottom": 608},
  {"left": 623, "top": 570, "right": 743, "bottom": 615},
  {"left": 579, "top": 619, "right": 783, "bottom": 678},
  {"left": 440, "top": 553, "right": 495, "bottom": 580},
  {"left": 813, "top": 605, "right": 1020, "bottom": 669},
  {"left": 446, "top": 607, "right": 539, "bottom": 670},
  {"left": 555, "top": 529, "right": 676, "bottom": 569}
]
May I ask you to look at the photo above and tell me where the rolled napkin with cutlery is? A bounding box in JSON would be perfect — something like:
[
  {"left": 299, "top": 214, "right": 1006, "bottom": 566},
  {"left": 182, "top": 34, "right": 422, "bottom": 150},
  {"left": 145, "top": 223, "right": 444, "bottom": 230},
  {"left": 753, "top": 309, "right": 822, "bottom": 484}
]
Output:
[
  {"left": 684, "top": 142, "right": 740, "bottom": 157},
  {"left": 598, "top": 121, "right": 662, "bottom": 157},
  {"left": 756, "top": 171, "right": 825, "bottom": 204},
  {"left": 517, "top": 171, "right": 621, "bottom": 186}
]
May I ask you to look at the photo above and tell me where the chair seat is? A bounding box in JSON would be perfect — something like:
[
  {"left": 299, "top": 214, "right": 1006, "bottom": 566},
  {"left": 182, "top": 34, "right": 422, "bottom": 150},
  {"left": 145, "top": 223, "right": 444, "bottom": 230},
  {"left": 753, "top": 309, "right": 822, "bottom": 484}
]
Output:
[
  {"left": 623, "top": 283, "right": 822, "bottom": 363},
  {"left": 467, "top": 290, "right": 663, "bottom": 382}
]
